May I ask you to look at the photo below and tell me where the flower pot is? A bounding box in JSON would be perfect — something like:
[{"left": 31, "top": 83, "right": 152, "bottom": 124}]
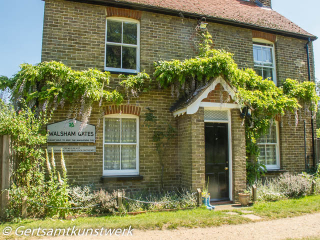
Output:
[{"left": 238, "top": 193, "right": 250, "bottom": 206}]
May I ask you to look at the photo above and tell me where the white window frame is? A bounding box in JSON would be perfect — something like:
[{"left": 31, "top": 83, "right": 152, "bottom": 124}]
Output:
[
  {"left": 105, "top": 17, "right": 140, "bottom": 74},
  {"left": 103, "top": 114, "right": 139, "bottom": 176},
  {"left": 257, "top": 121, "right": 280, "bottom": 170},
  {"left": 253, "top": 38, "right": 277, "bottom": 85}
]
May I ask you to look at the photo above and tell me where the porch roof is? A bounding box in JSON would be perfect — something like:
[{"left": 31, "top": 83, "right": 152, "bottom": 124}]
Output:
[{"left": 171, "top": 76, "right": 240, "bottom": 117}]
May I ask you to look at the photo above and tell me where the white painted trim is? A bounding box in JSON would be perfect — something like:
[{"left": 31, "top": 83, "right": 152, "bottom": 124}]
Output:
[
  {"left": 200, "top": 102, "right": 240, "bottom": 109},
  {"left": 103, "top": 114, "right": 139, "bottom": 176},
  {"left": 105, "top": 17, "right": 140, "bottom": 73},
  {"left": 252, "top": 38, "right": 274, "bottom": 45},
  {"left": 204, "top": 109, "right": 233, "bottom": 201},
  {"left": 228, "top": 110, "right": 233, "bottom": 201},
  {"left": 257, "top": 121, "right": 280, "bottom": 170},
  {"left": 172, "top": 108, "right": 187, "bottom": 117},
  {"left": 253, "top": 41, "right": 277, "bottom": 85},
  {"left": 173, "top": 76, "right": 239, "bottom": 117}
]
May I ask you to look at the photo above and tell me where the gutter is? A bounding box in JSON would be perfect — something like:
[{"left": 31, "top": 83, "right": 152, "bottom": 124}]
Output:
[
  {"left": 305, "top": 38, "right": 316, "bottom": 169},
  {"left": 66, "top": 0, "right": 317, "bottom": 41}
]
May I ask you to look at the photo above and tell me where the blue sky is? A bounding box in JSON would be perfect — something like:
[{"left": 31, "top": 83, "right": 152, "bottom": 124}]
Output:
[{"left": 0, "top": 0, "right": 319, "bottom": 80}]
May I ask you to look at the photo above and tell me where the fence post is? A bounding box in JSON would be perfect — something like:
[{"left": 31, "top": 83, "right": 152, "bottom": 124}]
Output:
[
  {"left": 252, "top": 185, "right": 257, "bottom": 203},
  {"left": 197, "top": 188, "right": 202, "bottom": 207},
  {"left": 311, "top": 180, "right": 316, "bottom": 195},
  {"left": 117, "top": 190, "right": 123, "bottom": 209},
  {"left": 22, "top": 196, "right": 27, "bottom": 218},
  {"left": 1, "top": 135, "right": 11, "bottom": 219}
]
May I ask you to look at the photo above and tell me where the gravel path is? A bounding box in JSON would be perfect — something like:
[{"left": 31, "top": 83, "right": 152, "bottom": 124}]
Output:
[{"left": 45, "top": 213, "right": 320, "bottom": 240}]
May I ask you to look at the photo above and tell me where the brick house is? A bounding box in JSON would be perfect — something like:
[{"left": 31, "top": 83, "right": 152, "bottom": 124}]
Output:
[{"left": 42, "top": 0, "right": 317, "bottom": 202}]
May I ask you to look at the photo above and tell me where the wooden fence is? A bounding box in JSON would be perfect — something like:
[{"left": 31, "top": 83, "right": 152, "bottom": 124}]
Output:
[
  {"left": 0, "top": 135, "right": 11, "bottom": 219},
  {"left": 317, "top": 138, "right": 320, "bottom": 166}
]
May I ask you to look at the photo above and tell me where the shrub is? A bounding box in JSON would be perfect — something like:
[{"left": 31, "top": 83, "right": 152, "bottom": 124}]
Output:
[
  {"left": 6, "top": 149, "right": 69, "bottom": 220},
  {"left": 278, "top": 173, "right": 311, "bottom": 198},
  {"left": 69, "top": 186, "right": 95, "bottom": 207},
  {"left": 255, "top": 179, "right": 286, "bottom": 202},
  {"left": 123, "top": 189, "right": 197, "bottom": 212},
  {"left": 254, "top": 172, "right": 314, "bottom": 202},
  {"left": 93, "top": 189, "right": 118, "bottom": 214}
]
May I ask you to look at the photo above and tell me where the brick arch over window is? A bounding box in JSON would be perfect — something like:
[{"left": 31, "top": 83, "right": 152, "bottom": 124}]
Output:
[
  {"left": 252, "top": 30, "right": 276, "bottom": 43},
  {"left": 106, "top": 7, "right": 142, "bottom": 20},
  {"left": 105, "top": 105, "right": 141, "bottom": 116}
]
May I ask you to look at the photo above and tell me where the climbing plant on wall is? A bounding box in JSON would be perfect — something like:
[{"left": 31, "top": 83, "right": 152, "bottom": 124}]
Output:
[
  {"left": 153, "top": 31, "right": 319, "bottom": 164},
  {"left": 0, "top": 62, "right": 151, "bottom": 129}
]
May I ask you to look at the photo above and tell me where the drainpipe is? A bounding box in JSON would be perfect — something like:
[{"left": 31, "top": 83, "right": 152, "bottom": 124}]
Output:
[
  {"left": 305, "top": 38, "right": 316, "bottom": 168},
  {"left": 304, "top": 120, "right": 307, "bottom": 170}
]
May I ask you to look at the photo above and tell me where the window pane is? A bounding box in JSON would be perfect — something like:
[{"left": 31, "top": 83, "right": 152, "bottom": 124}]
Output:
[
  {"left": 266, "top": 145, "right": 277, "bottom": 165},
  {"left": 258, "top": 145, "right": 266, "bottom": 165},
  {"left": 105, "top": 118, "right": 120, "bottom": 143},
  {"left": 122, "top": 118, "right": 136, "bottom": 143},
  {"left": 106, "top": 45, "right": 121, "bottom": 68},
  {"left": 122, "top": 47, "right": 136, "bottom": 69},
  {"left": 104, "top": 145, "right": 120, "bottom": 170},
  {"left": 262, "top": 47, "right": 273, "bottom": 66},
  {"left": 266, "top": 125, "right": 277, "bottom": 143},
  {"left": 107, "top": 20, "right": 122, "bottom": 43},
  {"left": 263, "top": 68, "right": 273, "bottom": 81},
  {"left": 253, "top": 46, "right": 262, "bottom": 63},
  {"left": 254, "top": 67, "right": 263, "bottom": 78},
  {"left": 123, "top": 22, "right": 137, "bottom": 45},
  {"left": 121, "top": 145, "right": 136, "bottom": 169}
]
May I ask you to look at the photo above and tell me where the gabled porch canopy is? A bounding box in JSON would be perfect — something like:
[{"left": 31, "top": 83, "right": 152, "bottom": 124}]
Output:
[{"left": 171, "top": 76, "right": 240, "bottom": 117}]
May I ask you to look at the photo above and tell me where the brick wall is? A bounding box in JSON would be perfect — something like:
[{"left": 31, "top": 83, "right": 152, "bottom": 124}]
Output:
[
  {"left": 276, "top": 36, "right": 315, "bottom": 85},
  {"left": 42, "top": 0, "right": 106, "bottom": 70},
  {"left": 280, "top": 110, "right": 314, "bottom": 172},
  {"left": 190, "top": 108, "right": 205, "bottom": 190},
  {"left": 231, "top": 109, "right": 247, "bottom": 200},
  {"left": 42, "top": 0, "right": 314, "bottom": 197},
  {"left": 202, "top": 84, "right": 235, "bottom": 103},
  {"left": 49, "top": 89, "right": 180, "bottom": 193},
  {"left": 177, "top": 113, "right": 192, "bottom": 189}
]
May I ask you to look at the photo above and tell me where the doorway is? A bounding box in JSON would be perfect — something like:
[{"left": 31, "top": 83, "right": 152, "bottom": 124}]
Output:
[{"left": 205, "top": 122, "right": 229, "bottom": 201}]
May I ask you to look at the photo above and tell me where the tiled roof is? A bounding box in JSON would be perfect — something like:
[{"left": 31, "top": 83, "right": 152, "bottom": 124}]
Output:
[{"left": 100, "top": 0, "right": 316, "bottom": 39}]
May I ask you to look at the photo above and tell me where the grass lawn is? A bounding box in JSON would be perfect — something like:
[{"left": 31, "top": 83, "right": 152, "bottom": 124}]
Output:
[{"left": 0, "top": 195, "right": 320, "bottom": 239}]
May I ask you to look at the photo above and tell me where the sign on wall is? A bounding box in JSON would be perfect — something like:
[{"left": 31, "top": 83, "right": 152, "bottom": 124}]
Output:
[
  {"left": 47, "top": 119, "right": 96, "bottom": 143},
  {"left": 47, "top": 146, "right": 96, "bottom": 153}
]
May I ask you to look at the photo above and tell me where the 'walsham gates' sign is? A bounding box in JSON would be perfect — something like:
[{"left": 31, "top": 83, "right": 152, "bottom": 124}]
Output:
[{"left": 47, "top": 119, "right": 96, "bottom": 143}]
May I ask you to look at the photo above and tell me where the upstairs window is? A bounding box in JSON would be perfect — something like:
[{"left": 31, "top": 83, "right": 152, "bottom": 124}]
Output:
[
  {"left": 253, "top": 41, "right": 276, "bottom": 85},
  {"left": 257, "top": 121, "right": 280, "bottom": 170},
  {"left": 105, "top": 18, "right": 140, "bottom": 73}
]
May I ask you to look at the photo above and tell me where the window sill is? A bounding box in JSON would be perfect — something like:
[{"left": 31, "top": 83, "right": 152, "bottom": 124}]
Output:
[
  {"left": 100, "top": 175, "right": 143, "bottom": 182},
  {"left": 104, "top": 70, "right": 138, "bottom": 75},
  {"left": 265, "top": 169, "right": 287, "bottom": 174}
]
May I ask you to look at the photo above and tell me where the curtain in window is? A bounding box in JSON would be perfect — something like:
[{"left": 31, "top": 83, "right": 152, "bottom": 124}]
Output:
[{"left": 104, "top": 117, "right": 137, "bottom": 171}]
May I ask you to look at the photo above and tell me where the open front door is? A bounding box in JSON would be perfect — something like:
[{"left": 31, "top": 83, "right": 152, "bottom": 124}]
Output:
[{"left": 205, "top": 122, "right": 229, "bottom": 201}]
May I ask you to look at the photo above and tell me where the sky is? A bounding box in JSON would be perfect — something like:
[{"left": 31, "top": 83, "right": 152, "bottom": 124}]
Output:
[{"left": 0, "top": 0, "right": 319, "bottom": 80}]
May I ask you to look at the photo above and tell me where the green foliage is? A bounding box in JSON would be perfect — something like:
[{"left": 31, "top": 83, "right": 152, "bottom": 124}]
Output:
[
  {"left": 0, "top": 62, "right": 149, "bottom": 127},
  {"left": 0, "top": 100, "right": 48, "bottom": 186},
  {"left": 246, "top": 161, "right": 267, "bottom": 186},
  {"left": 122, "top": 190, "right": 197, "bottom": 212},
  {"left": 317, "top": 128, "right": 320, "bottom": 138},
  {"left": 119, "top": 71, "right": 151, "bottom": 96},
  {"left": 6, "top": 149, "right": 70, "bottom": 220},
  {"left": 44, "top": 149, "right": 70, "bottom": 217},
  {"left": 144, "top": 107, "right": 177, "bottom": 189},
  {"left": 153, "top": 31, "right": 319, "bottom": 167}
]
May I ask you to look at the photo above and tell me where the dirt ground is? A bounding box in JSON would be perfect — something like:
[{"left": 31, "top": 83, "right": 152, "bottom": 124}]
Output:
[{"left": 44, "top": 212, "right": 320, "bottom": 240}]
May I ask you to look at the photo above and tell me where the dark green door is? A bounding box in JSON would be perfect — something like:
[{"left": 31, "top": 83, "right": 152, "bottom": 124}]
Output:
[{"left": 205, "top": 123, "right": 229, "bottom": 201}]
